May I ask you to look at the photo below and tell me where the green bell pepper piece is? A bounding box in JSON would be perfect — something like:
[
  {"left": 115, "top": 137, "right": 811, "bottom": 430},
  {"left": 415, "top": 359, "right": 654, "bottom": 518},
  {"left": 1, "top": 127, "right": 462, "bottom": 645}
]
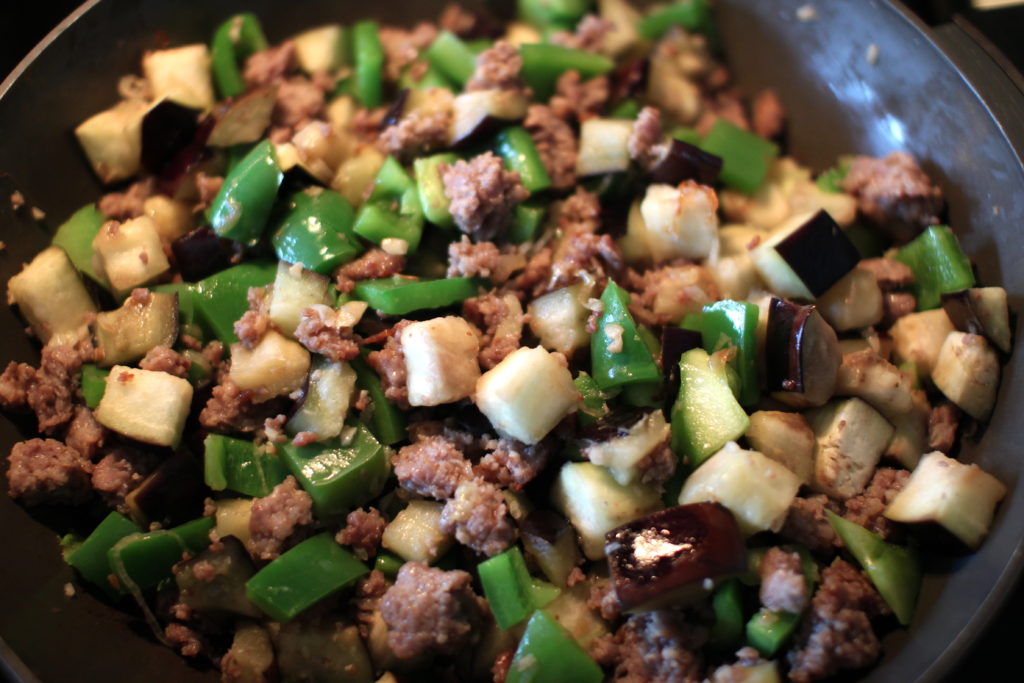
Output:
[
  {"left": 246, "top": 533, "right": 368, "bottom": 622},
  {"left": 479, "top": 546, "right": 560, "bottom": 630},
  {"left": 507, "top": 201, "right": 548, "bottom": 244},
  {"left": 352, "top": 355, "right": 407, "bottom": 446},
  {"left": 414, "top": 153, "right": 458, "bottom": 228},
  {"left": 208, "top": 140, "right": 283, "bottom": 247},
  {"left": 815, "top": 157, "right": 853, "bottom": 193},
  {"left": 424, "top": 30, "right": 477, "bottom": 86},
  {"left": 709, "top": 578, "right": 745, "bottom": 650},
  {"left": 81, "top": 364, "right": 109, "bottom": 409},
  {"left": 108, "top": 516, "right": 215, "bottom": 592},
  {"left": 189, "top": 260, "right": 276, "bottom": 345},
  {"left": 507, "top": 610, "right": 604, "bottom": 683},
  {"left": 353, "top": 276, "right": 480, "bottom": 315},
  {"left": 66, "top": 512, "right": 140, "bottom": 596},
  {"left": 211, "top": 13, "right": 269, "bottom": 99},
  {"left": 746, "top": 608, "right": 801, "bottom": 658},
  {"left": 399, "top": 62, "right": 453, "bottom": 91},
  {"left": 495, "top": 127, "right": 552, "bottom": 193},
  {"left": 694, "top": 300, "right": 760, "bottom": 406},
  {"left": 517, "top": 0, "right": 591, "bottom": 30},
  {"left": 519, "top": 43, "right": 614, "bottom": 100},
  {"left": 369, "top": 156, "right": 415, "bottom": 200},
  {"left": 827, "top": 511, "right": 921, "bottom": 625},
  {"left": 374, "top": 551, "right": 404, "bottom": 580},
  {"left": 590, "top": 280, "right": 661, "bottom": 391},
  {"left": 278, "top": 424, "right": 391, "bottom": 520},
  {"left": 272, "top": 188, "right": 361, "bottom": 274},
  {"left": 204, "top": 434, "right": 290, "bottom": 498},
  {"left": 51, "top": 203, "right": 108, "bottom": 288},
  {"left": 574, "top": 372, "right": 609, "bottom": 426},
  {"left": 894, "top": 225, "right": 975, "bottom": 310},
  {"left": 638, "top": 0, "right": 714, "bottom": 40},
  {"left": 609, "top": 99, "right": 641, "bottom": 119},
  {"left": 354, "top": 157, "right": 424, "bottom": 252},
  {"left": 352, "top": 21, "right": 384, "bottom": 108},
  {"left": 700, "top": 118, "right": 778, "bottom": 194}
]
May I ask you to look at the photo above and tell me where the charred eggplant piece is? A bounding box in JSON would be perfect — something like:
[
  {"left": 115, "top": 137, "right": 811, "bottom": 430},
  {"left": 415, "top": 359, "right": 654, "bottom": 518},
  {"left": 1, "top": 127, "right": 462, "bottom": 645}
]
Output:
[
  {"left": 94, "top": 290, "right": 179, "bottom": 367},
  {"left": 940, "top": 287, "right": 1011, "bottom": 353},
  {"left": 520, "top": 511, "right": 583, "bottom": 589},
  {"left": 766, "top": 298, "right": 840, "bottom": 408},
  {"left": 450, "top": 90, "right": 529, "bottom": 147},
  {"left": 124, "top": 452, "right": 206, "bottom": 527},
  {"left": 649, "top": 138, "right": 723, "bottom": 186},
  {"left": 175, "top": 536, "right": 263, "bottom": 618},
  {"left": 156, "top": 115, "right": 215, "bottom": 197},
  {"left": 606, "top": 502, "right": 746, "bottom": 612},
  {"left": 141, "top": 98, "right": 201, "bottom": 174},
  {"left": 381, "top": 88, "right": 412, "bottom": 130},
  {"left": 579, "top": 409, "right": 672, "bottom": 486},
  {"left": 171, "top": 226, "right": 239, "bottom": 282},
  {"left": 207, "top": 85, "right": 277, "bottom": 148}
]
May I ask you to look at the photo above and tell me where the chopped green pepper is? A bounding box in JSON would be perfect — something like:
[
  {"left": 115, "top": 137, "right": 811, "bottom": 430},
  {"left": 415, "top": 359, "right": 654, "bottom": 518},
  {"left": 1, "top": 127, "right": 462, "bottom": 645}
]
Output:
[
  {"left": 519, "top": 44, "right": 614, "bottom": 100},
  {"left": 211, "top": 13, "right": 269, "bottom": 99},
  {"left": 66, "top": 511, "right": 140, "bottom": 596},
  {"left": 108, "top": 516, "right": 215, "bottom": 592},
  {"left": 690, "top": 300, "right": 760, "bottom": 406},
  {"left": 827, "top": 511, "right": 921, "bottom": 626},
  {"left": 495, "top": 126, "right": 552, "bottom": 193},
  {"left": 424, "top": 30, "right": 478, "bottom": 87},
  {"left": 746, "top": 608, "right": 801, "bottom": 658},
  {"left": 272, "top": 188, "right": 362, "bottom": 274},
  {"left": 374, "top": 551, "right": 404, "bottom": 580},
  {"left": 638, "top": 0, "right": 714, "bottom": 40},
  {"left": 207, "top": 140, "right": 283, "bottom": 247},
  {"left": 414, "top": 153, "right": 458, "bottom": 228},
  {"left": 591, "top": 280, "right": 661, "bottom": 391},
  {"left": 51, "top": 203, "right": 108, "bottom": 289},
  {"left": 352, "top": 355, "right": 407, "bottom": 446},
  {"left": 507, "top": 201, "right": 548, "bottom": 244},
  {"left": 278, "top": 424, "right": 391, "bottom": 520},
  {"left": 517, "top": 0, "right": 591, "bottom": 30},
  {"left": 709, "top": 578, "right": 745, "bottom": 651},
  {"left": 609, "top": 99, "right": 641, "bottom": 119},
  {"left": 700, "top": 118, "right": 778, "bottom": 194},
  {"left": 506, "top": 610, "right": 604, "bottom": 683},
  {"left": 352, "top": 21, "right": 384, "bottom": 108},
  {"left": 246, "top": 533, "right": 367, "bottom": 622},
  {"left": 894, "top": 225, "right": 975, "bottom": 310},
  {"left": 81, "top": 364, "right": 109, "bottom": 409},
  {"left": 354, "top": 157, "right": 425, "bottom": 253},
  {"left": 574, "top": 372, "right": 609, "bottom": 426},
  {"left": 815, "top": 157, "right": 853, "bottom": 193},
  {"left": 190, "top": 260, "right": 277, "bottom": 345},
  {"left": 204, "top": 434, "right": 290, "bottom": 498},
  {"left": 479, "top": 546, "right": 560, "bottom": 630},
  {"left": 353, "top": 276, "right": 480, "bottom": 316},
  {"left": 399, "top": 62, "right": 453, "bottom": 91}
]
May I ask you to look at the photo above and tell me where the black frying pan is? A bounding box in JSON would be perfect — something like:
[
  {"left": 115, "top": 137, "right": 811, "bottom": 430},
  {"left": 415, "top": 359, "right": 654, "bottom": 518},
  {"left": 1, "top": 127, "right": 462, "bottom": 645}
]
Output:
[{"left": 1, "top": 1, "right": 1022, "bottom": 681}]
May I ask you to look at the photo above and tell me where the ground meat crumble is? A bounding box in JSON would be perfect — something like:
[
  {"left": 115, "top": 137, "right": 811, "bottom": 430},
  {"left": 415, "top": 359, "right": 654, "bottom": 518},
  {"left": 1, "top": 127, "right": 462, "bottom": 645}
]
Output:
[
  {"left": 550, "top": 70, "right": 610, "bottom": 122},
  {"left": 139, "top": 345, "right": 191, "bottom": 378},
  {"left": 523, "top": 104, "right": 578, "bottom": 190},
  {"left": 367, "top": 320, "right": 412, "bottom": 409},
  {"left": 248, "top": 476, "right": 314, "bottom": 560},
  {"left": 440, "top": 477, "right": 516, "bottom": 557},
  {"left": 392, "top": 433, "right": 472, "bottom": 500},
  {"left": 334, "top": 249, "right": 406, "bottom": 293},
  {"left": 293, "top": 304, "right": 361, "bottom": 362},
  {"left": 759, "top": 547, "right": 809, "bottom": 614},
  {"left": 91, "top": 446, "right": 159, "bottom": 510},
  {"left": 233, "top": 286, "right": 271, "bottom": 349},
  {"left": 465, "top": 40, "right": 526, "bottom": 93},
  {"left": 336, "top": 507, "right": 387, "bottom": 561},
  {"left": 462, "top": 291, "right": 523, "bottom": 370},
  {"left": 440, "top": 151, "right": 529, "bottom": 241},
  {"left": 841, "top": 152, "right": 944, "bottom": 239},
  {"left": 6, "top": 438, "right": 93, "bottom": 505}
]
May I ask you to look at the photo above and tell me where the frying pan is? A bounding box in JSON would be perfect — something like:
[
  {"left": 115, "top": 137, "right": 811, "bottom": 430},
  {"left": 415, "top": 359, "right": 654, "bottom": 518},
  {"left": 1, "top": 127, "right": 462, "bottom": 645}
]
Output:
[{"left": 1, "top": 1, "right": 1022, "bottom": 681}]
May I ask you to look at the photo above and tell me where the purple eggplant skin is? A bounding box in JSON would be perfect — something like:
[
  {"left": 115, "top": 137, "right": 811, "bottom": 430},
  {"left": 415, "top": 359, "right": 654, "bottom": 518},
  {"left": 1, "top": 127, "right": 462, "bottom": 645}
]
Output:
[
  {"left": 941, "top": 290, "right": 985, "bottom": 336},
  {"left": 126, "top": 452, "right": 207, "bottom": 528},
  {"left": 605, "top": 502, "right": 747, "bottom": 612},
  {"left": 141, "top": 99, "right": 201, "bottom": 174},
  {"left": 611, "top": 58, "right": 649, "bottom": 103},
  {"left": 649, "top": 139, "right": 723, "bottom": 186},
  {"left": 578, "top": 408, "right": 646, "bottom": 443},
  {"left": 171, "top": 226, "right": 238, "bottom": 282},
  {"left": 381, "top": 88, "right": 411, "bottom": 130},
  {"left": 451, "top": 111, "right": 509, "bottom": 149},
  {"left": 766, "top": 297, "right": 813, "bottom": 393},
  {"left": 775, "top": 209, "right": 862, "bottom": 297},
  {"left": 156, "top": 115, "right": 215, "bottom": 197}
]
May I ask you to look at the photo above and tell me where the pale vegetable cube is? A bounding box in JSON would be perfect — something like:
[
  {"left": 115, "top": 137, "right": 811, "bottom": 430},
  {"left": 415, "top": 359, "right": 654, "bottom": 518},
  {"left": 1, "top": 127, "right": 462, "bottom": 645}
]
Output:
[
  {"left": 528, "top": 284, "right": 591, "bottom": 355},
  {"left": 215, "top": 498, "right": 254, "bottom": 551},
  {"left": 230, "top": 330, "right": 311, "bottom": 401},
  {"left": 7, "top": 246, "right": 96, "bottom": 344},
  {"left": 576, "top": 119, "right": 634, "bottom": 176},
  {"left": 142, "top": 195, "right": 194, "bottom": 241},
  {"left": 583, "top": 410, "right": 671, "bottom": 485},
  {"left": 402, "top": 316, "right": 481, "bottom": 407},
  {"left": 679, "top": 442, "right": 801, "bottom": 535},
  {"left": 966, "top": 286, "right": 1011, "bottom": 353},
  {"left": 381, "top": 501, "right": 453, "bottom": 564},
  {"left": 745, "top": 411, "right": 815, "bottom": 486},
  {"left": 884, "top": 389, "right": 929, "bottom": 470},
  {"left": 95, "top": 366, "right": 194, "bottom": 447},
  {"left": 268, "top": 261, "right": 332, "bottom": 337},
  {"left": 885, "top": 451, "right": 1006, "bottom": 548},
  {"left": 293, "top": 25, "right": 345, "bottom": 73},
  {"left": 639, "top": 182, "right": 719, "bottom": 262},
  {"left": 748, "top": 212, "right": 817, "bottom": 300},
  {"left": 74, "top": 99, "right": 148, "bottom": 184},
  {"left": 889, "top": 309, "right": 955, "bottom": 378},
  {"left": 816, "top": 268, "right": 883, "bottom": 331},
  {"left": 475, "top": 347, "right": 579, "bottom": 445},
  {"left": 142, "top": 45, "right": 215, "bottom": 110},
  {"left": 95, "top": 290, "right": 179, "bottom": 367},
  {"left": 91, "top": 216, "right": 171, "bottom": 294},
  {"left": 552, "top": 462, "right": 661, "bottom": 560},
  {"left": 806, "top": 398, "right": 894, "bottom": 500},
  {"left": 287, "top": 358, "right": 358, "bottom": 439},
  {"left": 835, "top": 348, "right": 914, "bottom": 419},
  {"left": 599, "top": 0, "right": 642, "bottom": 57},
  {"left": 931, "top": 332, "right": 1000, "bottom": 421}
]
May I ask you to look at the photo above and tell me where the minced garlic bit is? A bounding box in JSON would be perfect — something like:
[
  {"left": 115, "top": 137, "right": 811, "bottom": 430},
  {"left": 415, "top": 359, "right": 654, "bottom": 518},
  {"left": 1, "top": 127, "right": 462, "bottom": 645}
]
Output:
[
  {"left": 604, "top": 323, "right": 625, "bottom": 354},
  {"left": 584, "top": 297, "right": 604, "bottom": 314},
  {"left": 796, "top": 4, "right": 818, "bottom": 21},
  {"left": 30, "top": 207, "right": 46, "bottom": 221},
  {"left": 63, "top": 582, "right": 76, "bottom": 598},
  {"left": 381, "top": 237, "right": 409, "bottom": 256},
  {"left": 866, "top": 43, "right": 879, "bottom": 65},
  {"left": 10, "top": 191, "right": 25, "bottom": 210}
]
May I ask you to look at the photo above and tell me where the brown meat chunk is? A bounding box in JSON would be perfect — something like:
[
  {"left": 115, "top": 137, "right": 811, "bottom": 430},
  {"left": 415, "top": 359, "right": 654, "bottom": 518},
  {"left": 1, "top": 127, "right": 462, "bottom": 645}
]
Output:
[
  {"left": 549, "top": 14, "right": 614, "bottom": 53},
  {"left": 336, "top": 507, "right": 387, "bottom": 561},
  {"left": 200, "top": 377, "right": 287, "bottom": 433},
  {"left": 788, "top": 558, "right": 889, "bottom": 682},
  {"left": 6, "top": 438, "right": 93, "bottom": 505},
  {"left": 293, "top": 305, "right": 360, "bottom": 362},
  {"left": 857, "top": 257, "right": 915, "bottom": 289},
  {"left": 243, "top": 41, "right": 297, "bottom": 88},
  {"left": 334, "top": 249, "right": 406, "bottom": 293},
  {"left": 628, "top": 106, "right": 663, "bottom": 168},
  {"left": 928, "top": 402, "right": 960, "bottom": 453},
  {"left": 587, "top": 577, "right": 622, "bottom": 622},
  {"left": 752, "top": 89, "right": 785, "bottom": 139},
  {"left": 475, "top": 438, "right": 552, "bottom": 490},
  {"left": 523, "top": 104, "right": 577, "bottom": 191},
  {"left": 66, "top": 406, "right": 107, "bottom": 461},
  {"left": 550, "top": 70, "right": 610, "bottom": 122},
  {"left": 91, "top": 447, "right": 159, "bottom": 509},
  {"left": 447, "top": 236, "right": 517, "bottom": 283},
  {"left": 841, "top": 152, "right": 944, "bottom": 237},
  {"left": 465, "top": 40, "right": 526, "bottom": 93},
  {"left": 0, "top": 361, "right": 36, "bottom": 410},
  {"left": 440, "top": 477, "right": 516, "bottom": 556},
  {"left": 271, "top": 77, "right": 325, "bottom": 131},
  {"left": 378, "top": 23, "right": 437, "bottom": 82},
  {"left": 367, "top": 320, "right": 412, "bottom": 409},
  {"left": 29, "top": 344, "right": 86, "bottom": 434},
  {"left": 353, "top": 569, "right": 389, "bottom": 640},
  {"left": 441, "top": 151, "right": 529, "bottom": 241},
  {"left": 233, "top": 286, "right": 271, "bottom": 349},
  {"left": 248, "top": 476, "right": 314, "bottom": 560},
  {"left": 98, "top": 178, "right": 155, "bottom": 220},
  {"left": 779, "top": 495, "right": 841, "bottom": 555},
  {"left": 625, "top": 263, "right": 720, "bottom": 327},
  {"left": 194, "top": 173, "right": 224, "bottom": 212},
  {"left": 696, "top": 89, "right": 751, "bottom": 136},
  {"left": 393, "top": 433, "right": 471, "bottom": 500},
  {"left": 380, "top": 562, "right": 485, "bottom": 659},
  {"left": 379, "top": 109, "right": 452, "bottom": 159},
  {"left": 462, "top": 291, "right": 523, "bottom": 370},
  {"left": 612, "top": 611, "right": 705, "bottom": 683},
  {"left": 759, "top": 547, "right": 808, "bottom": 613},
  {"left": 842, "top": 467, "right": 909, "bottom": 541},
  {"left": 165, "top": 623, "right": 205, "bottom": 658},
  {"left": 139, "top": 345, "right": 191, "bottom": 378}
]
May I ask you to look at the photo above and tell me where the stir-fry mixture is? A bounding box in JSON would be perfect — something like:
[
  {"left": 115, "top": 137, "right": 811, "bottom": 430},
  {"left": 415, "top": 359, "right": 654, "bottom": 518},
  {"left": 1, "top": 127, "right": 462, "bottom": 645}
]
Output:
[{"left": 1, "top": 1, "right": 1014, "bottom": 681}]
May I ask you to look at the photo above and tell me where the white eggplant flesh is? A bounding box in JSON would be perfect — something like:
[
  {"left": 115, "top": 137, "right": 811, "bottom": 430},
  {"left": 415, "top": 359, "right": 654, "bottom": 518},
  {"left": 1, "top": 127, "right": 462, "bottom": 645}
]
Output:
[
  {"left": 889, "top": 309, "right": 955, "bottom": 379},
  {"left": 816, "top": 267, "right": 884, "bottom": 332},
  {"left": 142, "top": 44, "right": 215, "bottom": 111},
  {"left": 95, "top": 291, "right": 179, "bottom": 367},
  {"left": 931, "top": 332, "right": 1000, "bottom": 421},
  {"left": 381, "top": 500, "right": 453, "bottom": 564},
  {"left": 95, "top": 366, "right": 194, "bottom": 448},
  {"left": 576, "top": 119, "right": 634, "bottom": 176},
  {"left": 402, "top": 316, "right": 481, "bottom": 407},
  {"left": 268, "top": 261, "right": 333, "bottom": 337},
  {"left": 74, "top": 99, "right": 148, "bottom": 184},
  {"left": 91, "top": 216, "right": 171, "bottom": 295},
  {"left": 528, "top": 283, "right": 592, "bottom": 356},
  {"left": 229, "top": 330, "right": 312, "bottom": 401},
  {"left": 7, "top": 246, "right": 96, "bottom": 344},
  {"left": 835, "top": 348, "right": 914, "bottom": 420},
  {"left": 806, "top": 397, "right": 894, "bottom": 500},
  {"left": 639, "top": 182, "right": 719, "bottom": 262},
  {"left": 744, "top": 411, "right": 815, "bottom": 486}
]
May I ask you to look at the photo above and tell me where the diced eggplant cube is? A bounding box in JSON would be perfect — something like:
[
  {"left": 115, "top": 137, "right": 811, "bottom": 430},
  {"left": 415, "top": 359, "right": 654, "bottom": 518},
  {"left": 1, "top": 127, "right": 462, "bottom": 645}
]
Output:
[
  {"left": 678, "top": 442, "right": 801, "bottom": 535},
  {"left": 649, "top": 138, "right": 723, "bottom": 186},
  {"left": 293, "top": 24, "right": 345, "bottom": 73},
  {"left": 475, "top": 346, "right": 580, "bottom": 445},
  {"left": 816, "top": 267, "right": 883, "bottom": 332},
  {"left": 884, "top": 389, "right": 929, "bottom": 470},
  {"left": 7, "top": 246, "right": 96, "bottom": 344},
  {"left": 889, "top": 309, "right": 955, "bottom": 379},
  {"left": 941, "top": 287, "right": 1012, "bottom": 354},
  {"left": 806, "top": 398, "right": 894, "bottom": 500},
  {"left": 885, "top": 451, "right": 1006, "bottom": 549},
  {"left": 381, "top": 500, "right": 453, "bottom": 564},
  {"left": 745, "top": 411, "right": 815, "bottom": 486},
  {"left": 229, "top": 330, "right": 311, "bottom": 401},
  {"left": 95, "top": 366, "right": 194, "bottom": 448},
  {"left": 95, "top": 290, "right": 179, "bottom": 367},
  {"left": 140, "top": 98, "right": 201, "bottom": 174},
  {"left": 931, "top": 331, "right": 999, "bottom": 421},
  {"left": 773, "top": 209, "right": 860, "bottom": 297},
  {"left": 268, "top": 261, "right": 333, "bottom": 337},
  {"left": 835, "top": 348, "right": 914, "bottom": 420},
  {"left": 141, "top": 44, "right": 215, "bottom": 111},
  {"left": 208, "top": 86, "right": 278, "bottom": 148},
  {"left": 528, "top": 284, "right": 592, "bottom": 356},
  {"left": 552, "top": 462, "right": 661, "bottom": 560},
  {"left": 450, "top": 90, "right": 529, "bottom": 147},
  {"left": 287, "top": 358, "right": 358, "bottom": 440},
  {"left": 606, "top": 502, "right": 746, "bottom": 612},
  {"left": 581, "top": 410, "right": 671, "bottom": 485},
  {"left": 638, "top": 182, "right": 719, "bottom": 262},
  {"left": 402, "top": 316, "right": 481, "bottom": 407},
  {"left": 765, "top": 299, "right": 840, "bottom": 409},
  {"left": 576, "top": 119, "right": 634, "bottom": 176},
  {"left": 74, "top": 99, "right": 148, "bottom": 184},
  {"left": 92, "top": 216, "right": 172, "bottom": 295}
]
